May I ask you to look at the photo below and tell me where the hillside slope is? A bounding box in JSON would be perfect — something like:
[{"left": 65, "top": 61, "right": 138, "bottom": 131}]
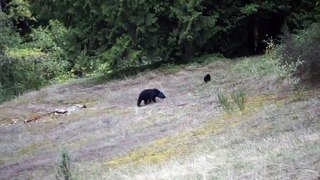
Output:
[{"left": 0, "top": 56, "right": 319, "bottom": 179}]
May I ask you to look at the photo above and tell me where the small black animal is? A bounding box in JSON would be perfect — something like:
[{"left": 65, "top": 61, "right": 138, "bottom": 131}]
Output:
[
  {"left": 204, "top": 74, "right": 211, "bottom": 83},
  {"left": 137, "top": 89, "right": 166, "bottom": 107}
]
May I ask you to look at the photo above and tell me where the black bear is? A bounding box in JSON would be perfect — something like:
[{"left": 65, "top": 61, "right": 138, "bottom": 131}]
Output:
[
  {"left": 204, "top": 74, "right": 211, "bottom": 83},
  {"left": 137, "top": 89, "right": 166, "bottom": 107}
]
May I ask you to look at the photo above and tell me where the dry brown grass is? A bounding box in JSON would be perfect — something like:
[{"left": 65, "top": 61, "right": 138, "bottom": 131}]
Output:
[{"left": 0, "top": 56, "right": 319, "bottom": 179}]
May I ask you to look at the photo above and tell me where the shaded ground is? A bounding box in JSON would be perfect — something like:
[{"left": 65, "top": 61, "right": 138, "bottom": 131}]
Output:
[{"left": 0, "top": 57, "right": 319, "bottom": 179}]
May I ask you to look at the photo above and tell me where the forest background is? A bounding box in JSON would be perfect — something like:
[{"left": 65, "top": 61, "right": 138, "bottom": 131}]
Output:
[{"left": 1, "top": 0, "right": 319, "bottom": 103}]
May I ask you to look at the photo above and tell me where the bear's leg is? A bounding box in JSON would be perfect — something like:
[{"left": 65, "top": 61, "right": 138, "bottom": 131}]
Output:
[
  {"left": 144, "top": 99, "right": 148, "bottom": 105},
  {"left": 137, "top": 99, "right": 142, "bottom": 106},
  {"left": 151, "top": 94, "right": 157, "bottom": 103}
]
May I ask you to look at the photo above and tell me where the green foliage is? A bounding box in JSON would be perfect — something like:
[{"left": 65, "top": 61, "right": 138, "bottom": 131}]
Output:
[
  {"left": 285, "top": 1, "right": 319, "bottom": 30},
  {"left": 0, "top": 88, "right": 10, "bottom": 103},
  {"left": 27, "top": 0, "right": 319, "bottom": 76},
  {"left": 0, "top": 12, "right": 22, "bottom": 48},
  {"left": 104, "top": 36, "right": 132, "bottom": 67},
  {"left": 278, "top": 22, "right": 320, "bottom": 82},
  {"left": 4, "top": 47, "right": 64, "bottom": 89},
  {"left": 0, "top": 8, "right": 69, "bottom": 103},
  {"left": 7, "top": 0, "right": 35, "bottom": 22},
  {"left": 240, "top": 3, "right": 259, "bottom": 16},
  {"left": 265, "top": 39, "right": 302, "bottom": 79},
  {"left": 29, "top": 0, "right": 271, "bottom": 67},
  {"left": 96, "top": 35, "right": 145, "bottom": 74}
]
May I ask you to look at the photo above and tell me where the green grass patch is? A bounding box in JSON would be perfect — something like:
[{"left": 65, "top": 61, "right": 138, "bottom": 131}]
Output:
[
  {"left": 158, "top": 63, "right": 190, "bottom": 74},
  {"left": 232, "top": 55, "right": 280, "bottom": 78}
]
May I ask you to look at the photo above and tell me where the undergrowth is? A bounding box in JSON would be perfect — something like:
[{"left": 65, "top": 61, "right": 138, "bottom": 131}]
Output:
[
  {"left": 278, "top": 22, "right": 320, "bottom": 82},
  {"left": 233, "top": 39, "right": 301, "bottom": 80}
]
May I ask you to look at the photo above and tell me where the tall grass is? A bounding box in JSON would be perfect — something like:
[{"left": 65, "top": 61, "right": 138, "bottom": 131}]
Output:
[
  {"left": 218, "top": 90, "right": 246, "bottom": 113},
  {"left": 231, "top": 90, "right": 246, "bottom": 111},
  {"left": 56, "top": 150, "right": 73, "bottom": 180},
  {"left": 217, "top": 92, "right": 232, "bottom": 112}
]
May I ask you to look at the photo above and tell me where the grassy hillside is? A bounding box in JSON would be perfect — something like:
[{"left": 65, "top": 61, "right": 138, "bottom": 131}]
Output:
[{"left": 0, "top": 55, "right": 319, "bottom": 179}]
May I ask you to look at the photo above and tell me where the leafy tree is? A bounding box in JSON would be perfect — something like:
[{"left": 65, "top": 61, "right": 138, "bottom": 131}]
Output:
[{"left": 0, "top": 1, "right": 69, "bottom": 103}]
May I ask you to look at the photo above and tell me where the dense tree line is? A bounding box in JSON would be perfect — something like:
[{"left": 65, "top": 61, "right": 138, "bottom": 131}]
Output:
[
  {"left": 29, "top": 0, "right": 319, "bottom": 67},
  {"left": 0, "top": 0, "right": 319, "bottom": 102}
]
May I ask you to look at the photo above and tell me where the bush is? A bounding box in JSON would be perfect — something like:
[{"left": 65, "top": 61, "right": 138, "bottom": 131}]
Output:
[
  {"left": 4, "top": 47, "right": 66, "bottom": 89},
  {"left": 0, "top": 19, "right": 69, "bottom": 103},
  {"left": 278, "top": 22, "right": 320, "bottom": 82}
]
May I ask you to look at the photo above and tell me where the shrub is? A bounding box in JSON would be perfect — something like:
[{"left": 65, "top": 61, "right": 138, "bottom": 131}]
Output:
[
  {"left": 0, "top": 19, "right": 69, "bottom": 103},
  {"left": 6, "top": 47, "right": 66, "bottom": 85},
  {"left": 278, "top": 22, "right": 320, "bottom": 82}
]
